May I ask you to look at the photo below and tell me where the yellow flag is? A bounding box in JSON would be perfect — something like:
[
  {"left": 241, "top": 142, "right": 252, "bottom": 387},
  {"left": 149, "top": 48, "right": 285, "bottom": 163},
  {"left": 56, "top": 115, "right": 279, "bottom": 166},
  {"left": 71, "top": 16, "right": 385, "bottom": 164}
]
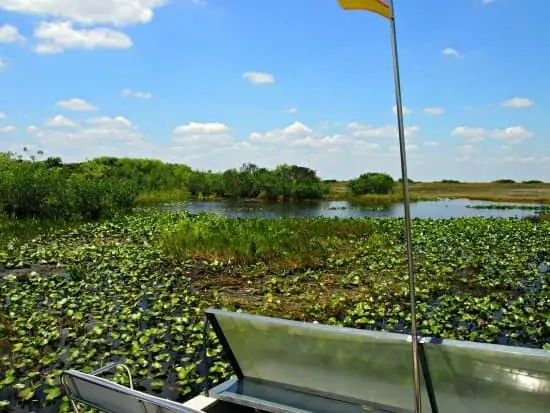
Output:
[{"left": 337, "top": 0, "right": 393, "bottom": 19}]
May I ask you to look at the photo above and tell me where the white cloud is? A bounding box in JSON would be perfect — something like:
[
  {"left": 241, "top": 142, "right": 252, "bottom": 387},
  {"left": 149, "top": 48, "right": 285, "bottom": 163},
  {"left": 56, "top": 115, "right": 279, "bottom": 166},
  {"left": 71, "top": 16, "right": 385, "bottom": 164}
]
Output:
[
  {"left": 121, "top": 89, "right": 152, "bottom": 99},
  {"left": 423, "top": 107, "right": 445, "bottom": 116},
  {"left": 31, "top": 114, "right": 144, "bottom": 149},
  {"left": 0, "top": 125, "right": 16, "bottom": 133},
  {"left": 347, "top": 122, "right": 420, "bottom": 139},
  {"left": 442, "top": 47, "right": 463, "bottom": 58},
  {"left": 0, "top": 57, "right": 6, "bottom": 70},
  {"left": 56, "top": 98, "right": 98, "bottom": 111},
  {"left": 451, "top": 126, "right": 485, "bottom": 140},
  {"left": 289, "top": 135, "right": 346, "bottom": 148},
  {"left": 248, "top": 122, "right": 382, "bottom": 154},
  {"left": 242, "top": 71, "right": 275, "bottom": 85},
  {"left": 172, "top": 122, "right": 235, "bottom": 148},
  {"left": 173, "top": 122, "right": 229, "bottom": 135},
  {"left": 285, "top": 107, "right": 298, "bottom": 114},
  {"left": 490, "top": 126, "right": 533, "bottom": 143},
  {"left": 27, "top": 125, "right": 39, "bottom": 134},
  {"left": 0, "top": 0, "right": 169, "bottom": 27},
  {"left": 0, "top": 112, "right": 5, "bottom": 120},
  {"left": 392, "top": 105, "right": 412, "bottom": 115},
  {"left": 34, "top": 21, "right": 132, "bottom": 54},
  {"left": 423, "top": 141, "right": 440, "bottom": 147},
  {"left": 503, "top": 155, "right": 550, "bottom": 165},
  {"left": 46, "top": 115, "right": 78, "bottom": 127},
  {"left": 88, "top": 116, "right": 133, "bottom": 129},
  {"left": 249, "top": 121, "right": 313, "bottom": 143},
  {"left": 452, "top": 125, "right": 533, "bottom": 144},
  {"left": 500, "top": 97, "right": 534, "bottom": 108},
  {"left": 0, "top": 24, "right": 25, "bottom": 43}
]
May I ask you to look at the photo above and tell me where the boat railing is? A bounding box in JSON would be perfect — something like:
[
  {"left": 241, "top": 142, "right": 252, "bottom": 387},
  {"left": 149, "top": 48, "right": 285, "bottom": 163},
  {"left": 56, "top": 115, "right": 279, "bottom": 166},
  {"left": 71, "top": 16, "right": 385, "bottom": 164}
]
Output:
[
  {"left": 61, "top": 362, "right": 205, "bottom": 413},
  {"left": 201, "top": 308, "right": 550, "bottom": 413}
]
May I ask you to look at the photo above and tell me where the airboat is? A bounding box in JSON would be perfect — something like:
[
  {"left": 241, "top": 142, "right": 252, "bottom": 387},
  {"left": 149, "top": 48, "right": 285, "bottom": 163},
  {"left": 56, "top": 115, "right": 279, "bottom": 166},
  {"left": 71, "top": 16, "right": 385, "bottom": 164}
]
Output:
[{"left": 60, "top": 1, "right": 550, "bottom": 412}]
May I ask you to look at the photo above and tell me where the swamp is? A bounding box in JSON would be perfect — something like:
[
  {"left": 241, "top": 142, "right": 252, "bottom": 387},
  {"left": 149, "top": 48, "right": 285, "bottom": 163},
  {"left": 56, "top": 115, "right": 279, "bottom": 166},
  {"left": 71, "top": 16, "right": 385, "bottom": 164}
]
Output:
[
  {"left": 0, "top": 153, "right": 549, "bottom": 412},
  {"left": 1, "top": 211, "right": 549, "bottom": 412}
]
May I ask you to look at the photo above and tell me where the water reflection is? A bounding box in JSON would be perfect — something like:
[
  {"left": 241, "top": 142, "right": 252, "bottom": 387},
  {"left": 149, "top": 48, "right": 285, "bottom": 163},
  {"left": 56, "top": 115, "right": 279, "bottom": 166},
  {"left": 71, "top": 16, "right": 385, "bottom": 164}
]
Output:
[{"left": 164, "top": 199, "right": 539, "bottom": 219}]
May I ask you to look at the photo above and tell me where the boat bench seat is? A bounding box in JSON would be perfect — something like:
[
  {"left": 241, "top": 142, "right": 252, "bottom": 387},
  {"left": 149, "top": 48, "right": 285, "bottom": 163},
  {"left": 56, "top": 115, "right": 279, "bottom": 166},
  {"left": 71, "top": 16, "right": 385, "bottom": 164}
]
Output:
[
  {"left": 204, "top": 309, "right": 550, "bottom": 413},
  {"left": 61, "top": 362, "right": 203, "bottom": 413}
]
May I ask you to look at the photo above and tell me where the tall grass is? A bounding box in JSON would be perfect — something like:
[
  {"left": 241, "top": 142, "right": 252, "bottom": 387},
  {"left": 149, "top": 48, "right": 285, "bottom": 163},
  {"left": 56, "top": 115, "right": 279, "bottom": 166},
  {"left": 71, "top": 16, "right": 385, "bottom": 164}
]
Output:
[
  {"left": 533, "top": 213, "right": 550, "bottom": 223},
  {"left": 349, "top": 193, "right": 433, "bottom": 205},
  {"left": 0, "top": 215, "right": 75, "bottom": 249},
  {"left": 162, "top": 214, "right": 374, "bottom": 268},
  {"left": 400, "top": 182, "right": 550, "bottom": 204},
  {"left": 133, "top": 189, "right": 190, "bottom": 206},
  {"left": 440, "top": 193, "right": 550, "bottom": 203}
]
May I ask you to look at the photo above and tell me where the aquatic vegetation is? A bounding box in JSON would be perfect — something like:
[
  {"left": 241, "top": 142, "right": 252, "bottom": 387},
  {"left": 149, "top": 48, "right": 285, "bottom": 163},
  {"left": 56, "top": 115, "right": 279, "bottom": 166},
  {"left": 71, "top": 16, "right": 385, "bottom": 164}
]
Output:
[
  {"left": 133, "top": 189, "right": 191, "bottom": 206},
  {"left": 0, "top": 215, "right": 78, "bottom": 251},
  {"left": 348, "top": 192, "right": 431, "bottom": 205},
  {"left": 0, "top": 212, "right": 549, "bottom": 411},
  {"left": 163, "top": 214, "right": 374, "bottom": 267},
  {"left": 467, "top": 204, "right": 550, "bottom": 211}
]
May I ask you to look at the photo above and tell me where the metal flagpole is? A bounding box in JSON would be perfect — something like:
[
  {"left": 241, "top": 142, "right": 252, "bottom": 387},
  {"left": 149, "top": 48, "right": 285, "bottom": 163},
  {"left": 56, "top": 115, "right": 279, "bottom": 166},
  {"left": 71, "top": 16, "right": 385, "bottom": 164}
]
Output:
[{"left": 387, "top": 1, "right": 422, "bottom": 412}]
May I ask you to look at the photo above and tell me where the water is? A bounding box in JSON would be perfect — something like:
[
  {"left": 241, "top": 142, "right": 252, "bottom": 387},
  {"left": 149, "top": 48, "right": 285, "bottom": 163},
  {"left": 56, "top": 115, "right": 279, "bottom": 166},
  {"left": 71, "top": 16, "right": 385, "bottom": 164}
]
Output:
[{"left": 163, "top": 199, "right": 540, "bottom": 219}]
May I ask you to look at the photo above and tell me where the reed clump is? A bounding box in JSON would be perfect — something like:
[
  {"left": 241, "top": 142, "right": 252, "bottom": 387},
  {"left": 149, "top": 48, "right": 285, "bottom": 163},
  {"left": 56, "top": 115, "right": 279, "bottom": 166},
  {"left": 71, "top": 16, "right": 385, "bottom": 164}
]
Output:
[{"left": 162, "top": 214, "right": 374, "bottom": 267}]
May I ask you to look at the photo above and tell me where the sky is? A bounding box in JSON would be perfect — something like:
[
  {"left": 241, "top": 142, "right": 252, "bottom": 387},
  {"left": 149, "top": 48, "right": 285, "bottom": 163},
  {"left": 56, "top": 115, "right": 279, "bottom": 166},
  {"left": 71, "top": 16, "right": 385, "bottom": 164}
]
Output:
[{"left": 0, "top": 0, "right": 549, "bottom": 181}]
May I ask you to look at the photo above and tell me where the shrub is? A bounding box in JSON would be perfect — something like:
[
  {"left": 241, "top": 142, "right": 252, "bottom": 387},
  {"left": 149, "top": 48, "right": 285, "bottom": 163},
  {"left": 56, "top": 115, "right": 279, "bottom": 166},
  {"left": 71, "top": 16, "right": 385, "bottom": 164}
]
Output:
[{"left": 348, "top": 173, "right": 395, "bottom": 196}]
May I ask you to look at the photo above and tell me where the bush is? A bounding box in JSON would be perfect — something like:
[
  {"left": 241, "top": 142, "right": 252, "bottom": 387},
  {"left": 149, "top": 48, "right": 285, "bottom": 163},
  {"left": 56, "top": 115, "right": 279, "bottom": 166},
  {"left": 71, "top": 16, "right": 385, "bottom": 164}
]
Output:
[
  {"left": 492, "top": 179, "right": 516, "bottom": 184},
  {"left": 348, "top": 173, "right": 395, "bottom": 196},
  {"left": 0, "top": 152, "right": 138, "bottom": 220}
]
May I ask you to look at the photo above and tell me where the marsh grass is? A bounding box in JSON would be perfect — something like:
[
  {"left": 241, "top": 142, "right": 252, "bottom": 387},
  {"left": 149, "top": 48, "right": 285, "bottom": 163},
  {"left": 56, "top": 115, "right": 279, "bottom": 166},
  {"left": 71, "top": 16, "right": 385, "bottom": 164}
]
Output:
[
  {"left": 328, "top": 181, "right": 550, "bottom": 204},
  {"left": 349, "top": 193, "right": 433, "bottom": 205},
  {"left": 438, "top": 192, "right": 550, "bottom": 203},
  {"left": 163, "top": 214, "right": 374, "bottom": 268},
  {"left": 468, "top": 204, "right": 550, "bottom": 211},
  {"left": 531, "top": 213, "right": 550, "bottom": 223},
  {"left": 0, "top": 215, "right": 73, "bottom": 249},
  {"left": 404, "top": 182, "right": 550, "bottom": 203},
  {"left": 133, "top": 189, "right": 190, "bottom": 206},
  {"left": 328, "top": 182, "right": 435, "bottom": 204}
]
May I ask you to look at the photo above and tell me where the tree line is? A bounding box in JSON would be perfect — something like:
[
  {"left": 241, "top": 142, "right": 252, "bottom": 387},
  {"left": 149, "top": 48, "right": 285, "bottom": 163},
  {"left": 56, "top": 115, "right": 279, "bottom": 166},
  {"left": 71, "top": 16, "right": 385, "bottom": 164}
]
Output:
[
  {"left": 0, "top": 150, "right": 347, "bottom": 220},
  {"left": 0, "top": 149, "right": 400, "bottom": 220}
]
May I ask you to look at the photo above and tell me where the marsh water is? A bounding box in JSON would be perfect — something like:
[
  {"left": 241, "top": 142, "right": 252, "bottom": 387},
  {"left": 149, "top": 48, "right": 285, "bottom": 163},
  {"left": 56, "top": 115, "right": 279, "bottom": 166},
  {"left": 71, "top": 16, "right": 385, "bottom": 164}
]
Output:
[{"left": 164, "top": 198, "right": 541, "bottom": 219}]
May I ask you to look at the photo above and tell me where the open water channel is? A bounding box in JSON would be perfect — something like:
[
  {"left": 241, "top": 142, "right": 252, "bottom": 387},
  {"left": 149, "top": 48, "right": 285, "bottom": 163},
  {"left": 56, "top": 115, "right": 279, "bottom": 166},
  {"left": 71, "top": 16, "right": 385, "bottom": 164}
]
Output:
[{"left": 164, "top": 198, "right": 542, "bottom": 219}]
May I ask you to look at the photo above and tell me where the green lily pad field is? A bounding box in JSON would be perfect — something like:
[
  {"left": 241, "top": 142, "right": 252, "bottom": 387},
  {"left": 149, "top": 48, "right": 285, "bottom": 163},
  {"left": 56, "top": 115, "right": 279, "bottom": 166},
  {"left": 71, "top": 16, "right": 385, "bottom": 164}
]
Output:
[{"left": 1, "top": 211, "right": 549, "bottom": 412}]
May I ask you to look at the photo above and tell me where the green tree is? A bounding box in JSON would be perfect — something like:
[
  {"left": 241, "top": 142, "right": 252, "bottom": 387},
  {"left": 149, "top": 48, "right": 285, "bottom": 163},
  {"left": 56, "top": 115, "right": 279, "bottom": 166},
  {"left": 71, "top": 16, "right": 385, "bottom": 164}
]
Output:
[{"left": 348, "top": 172, "right": 395, "bottom": 195}]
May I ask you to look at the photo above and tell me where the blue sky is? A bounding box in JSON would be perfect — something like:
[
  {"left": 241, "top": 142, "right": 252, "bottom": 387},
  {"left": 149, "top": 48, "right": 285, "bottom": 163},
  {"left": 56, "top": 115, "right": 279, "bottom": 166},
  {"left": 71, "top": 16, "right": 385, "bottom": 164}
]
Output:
[{"left": 0, "top": 0, "right": 548, "bottom": 181}]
